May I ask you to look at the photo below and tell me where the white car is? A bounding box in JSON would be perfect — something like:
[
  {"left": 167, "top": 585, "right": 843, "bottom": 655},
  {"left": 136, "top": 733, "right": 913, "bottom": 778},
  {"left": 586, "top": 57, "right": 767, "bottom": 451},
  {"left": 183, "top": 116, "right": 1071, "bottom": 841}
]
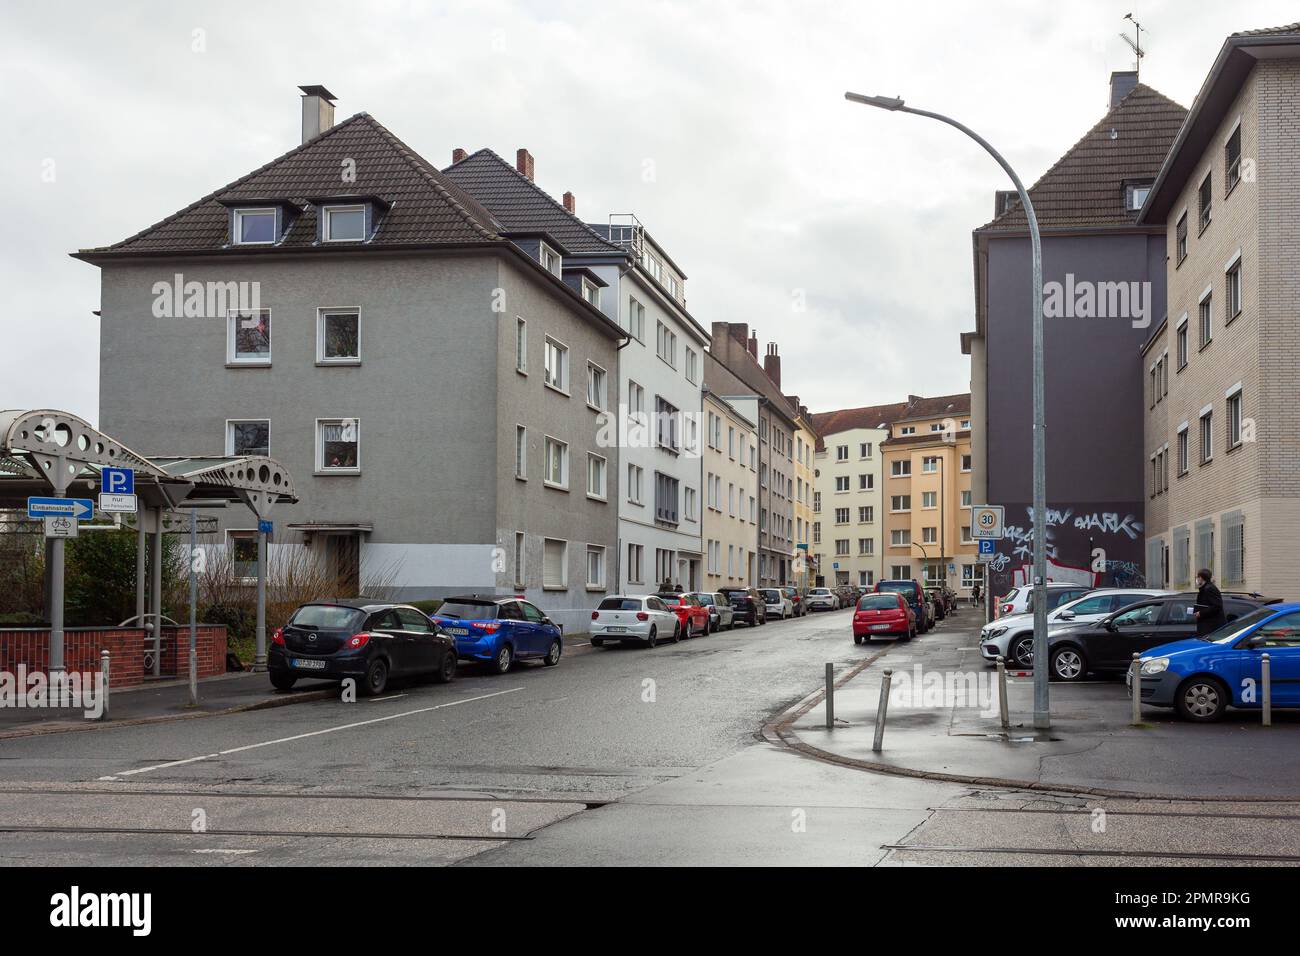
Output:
[
  {"left": 980, "top": 588, "right": 1174, "bottom": 667},
  {"left": 759, "top": 588, "right": 793, "bottom": 619},
  {"left": 589, "top": 595, "right": 681, "bottom": 648},
  {"left": 995, "top": 581, "right": 1091, "bottom": 620},
  {"left": 805, "top": 587, "right": 838, "bottom": 612}
]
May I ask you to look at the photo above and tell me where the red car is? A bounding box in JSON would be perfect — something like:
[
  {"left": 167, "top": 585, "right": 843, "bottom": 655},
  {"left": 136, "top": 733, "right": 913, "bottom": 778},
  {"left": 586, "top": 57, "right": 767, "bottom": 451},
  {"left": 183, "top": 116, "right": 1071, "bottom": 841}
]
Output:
[
  {"left": 852, "top": 592, "right": 916, "bottom": 643},
  {"left": 655, "top": 591, "right": 711, "bottom": 638}
]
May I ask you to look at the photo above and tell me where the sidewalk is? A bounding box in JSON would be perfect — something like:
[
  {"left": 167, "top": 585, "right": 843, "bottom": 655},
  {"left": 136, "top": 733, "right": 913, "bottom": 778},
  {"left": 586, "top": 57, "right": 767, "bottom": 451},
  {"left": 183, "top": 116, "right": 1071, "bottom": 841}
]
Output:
[
  {"left": 773, "top": 614, "right": 1300, "bottom": 800},
  {"left": 0, "top": 670, "right": 334, "bottom": 739}
]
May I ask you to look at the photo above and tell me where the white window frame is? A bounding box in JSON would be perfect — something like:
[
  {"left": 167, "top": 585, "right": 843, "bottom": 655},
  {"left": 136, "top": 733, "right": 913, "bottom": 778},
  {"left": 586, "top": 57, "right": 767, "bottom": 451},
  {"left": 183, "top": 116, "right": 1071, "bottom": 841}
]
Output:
[
  {"left": 587, "top": 452, "right": 608, "bottom": 500},
  {"left": 513, "top": 532, "right": 526, "bottom": 589},
  {"left": 316, "top": 307, "right": 361, "bottom": 365},
  {"left": 539, "top": 241, "right": 562, "bottom": 276},
  {"left": 515, "top": 425, "right": 527, "bottom": 480},
  {"left": 544, "top": 436, "right": 569, "bottom": 490},
  {"left": 226, "top": 419, "right": 270, "bottom": 458},
  {"left": 315, "top": 417, "right": 360, "bottom": 474},
  {"left": 581, "top": 277, "right": 601, "bottom": 308},
  {"left": 586, "top": 361, "right": 608, "bottom": 411},
  {"left": 233, "top": 207, "right": 278, "bottom": 246},
  {"left": 322, "top": 203, "right": 367, "bottom": 242},
  {"left": 227, "top": 308, "right": 272, "bottom": 365},
  {"left": 515, "top": 317, "right": 527, "bottom": 374},
  {"left": 544, "top": 336, "right": 570, "bottom": 394},
  {"left": 627, "top": 463, "right": 644, "bottom": 505},
  {"left": 585, "top": 544, "right": 606, "bottom": 590},
  {"left": 542, "top": 537, "right": 568, "bottom": 591}
]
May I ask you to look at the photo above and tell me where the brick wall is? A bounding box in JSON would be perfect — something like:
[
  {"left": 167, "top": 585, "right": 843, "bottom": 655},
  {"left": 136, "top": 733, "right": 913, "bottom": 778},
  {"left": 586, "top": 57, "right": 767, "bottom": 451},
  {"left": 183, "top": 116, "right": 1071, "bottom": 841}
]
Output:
[{"left": 0, "top": 626, "right": 227, "bottom": 688}]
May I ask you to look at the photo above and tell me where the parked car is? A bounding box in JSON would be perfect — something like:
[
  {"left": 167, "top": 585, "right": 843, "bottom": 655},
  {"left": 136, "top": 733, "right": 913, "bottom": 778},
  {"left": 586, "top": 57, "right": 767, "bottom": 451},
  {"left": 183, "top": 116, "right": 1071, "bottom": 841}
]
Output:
[
  {"left": 656, "top": 590, "right": 712, "bottom": 637},
  {"left": 782, "top": 586, "right": 808, "bottom": 617},
  {"left": 1044, "top": 592, "right": 1273, "bottom": 682},
  {"left": 853, "top": 592, "right": 916, "bottom": 643},
  {"left": 996, "top": 581, "right": 1091, "bottom": 619},
  {"left": 721, "top": 587, "right": 768, "bottom": 626},
  {"left": 270, "top": 600, "right": 458, "bottom": 695},
  {"left": 760, "top": 588, "right": 794, "bottom": 620},
  {"left": 876, "top": 579, "right": 929, "bottom": 633},
  {"left": 433, "top": 595, "right": 564, "bottom": 674},
  {"left": 590, "top": 595, "right": 680, "bottom": 648},
  {"left": 690, "top": 591, "right": 735, "bottom": 631},
  {"left": 805, "top": 587, "right": 838, "bottom": 612},
  {"left": 927, "top": 588, "right": 946, "bottom": 621},
  {"left": 941, "top": 587, "right": 958, "bottom": 614},
  {"left": 981, "top": 588, "right": 1174, "bottom": 668},
  {"left": 1131, "top": 602, "right": 1300, "bottom": 721}
]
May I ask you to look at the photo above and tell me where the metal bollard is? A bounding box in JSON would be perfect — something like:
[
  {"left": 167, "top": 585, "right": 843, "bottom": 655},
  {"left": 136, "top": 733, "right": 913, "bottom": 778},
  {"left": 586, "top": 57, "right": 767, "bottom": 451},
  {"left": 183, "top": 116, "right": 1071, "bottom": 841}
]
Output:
[
  {"left": 825, "top": 662, "right": 835, "bottom": 730},
  {"left": 872, "top": 668, "right": 893, "bottom": 753},
  {"left": 100, "top": 649, "right": 110, "bottom": 722},
  {"left": 1262, "top": 653, "right": 1271, "bottom": 727},
  {"left": 996, "top": 655, "right": 1009, "bottom": 731},
  {"left": 1130, "top": 653, "right": 1142, "bottom": 725}
]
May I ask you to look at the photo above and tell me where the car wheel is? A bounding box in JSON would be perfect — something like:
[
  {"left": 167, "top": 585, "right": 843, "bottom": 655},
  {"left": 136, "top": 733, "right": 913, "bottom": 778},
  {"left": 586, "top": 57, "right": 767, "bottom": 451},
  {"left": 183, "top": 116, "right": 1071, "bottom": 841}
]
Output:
[
  {"left": 670, "top": 623, "right": 681, "bottom": 644},
  {"left": 645, "top": 626, "right": 658, "bottom": 649},
  {"left": 433, "top": 651, "right": 457, "bottom": 683},
  {"left": 591, "top": 638, "right": 605, "bottom": 647},
  {"left": 1050, "top": 646, "right": 1086, "bottom": 682},
  {"left": 543, "top": 638, "right": 562, "bottom": 667},
  {"left": 490, "top": 644, "right": 513, "bottom": 675},
  {"left": 362, "top": 658, "right": 389, "bottom": 697},
  {"left": 270, "top": 671, "right": 297, "bottom": 691},
  {"left": 1176, "top": 676, "right": 1228, "bottom": 722},
  {"left": 703, "top": 617, "right": 711, "bottom": 636},
  {"left": 853, "top": 634, "right": 863, "bottom": 645},
  {"left": 1009, "top": 635, "right": 1034, "bottom": 669}
]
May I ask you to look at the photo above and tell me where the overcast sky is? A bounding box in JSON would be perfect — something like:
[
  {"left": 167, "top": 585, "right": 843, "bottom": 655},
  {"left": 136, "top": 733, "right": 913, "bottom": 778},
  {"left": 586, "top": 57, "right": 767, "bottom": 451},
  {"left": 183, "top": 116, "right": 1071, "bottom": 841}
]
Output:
[{"left": 2, "top": 0, "right": 1294, "bottom": 423}]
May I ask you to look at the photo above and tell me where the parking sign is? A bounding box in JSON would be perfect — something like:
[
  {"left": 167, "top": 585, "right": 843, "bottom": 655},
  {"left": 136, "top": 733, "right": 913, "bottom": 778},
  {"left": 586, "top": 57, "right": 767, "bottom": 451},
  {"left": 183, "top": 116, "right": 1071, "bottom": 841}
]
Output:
[{"left": 103, "top": 467, "right": 134, "bottom": 495}]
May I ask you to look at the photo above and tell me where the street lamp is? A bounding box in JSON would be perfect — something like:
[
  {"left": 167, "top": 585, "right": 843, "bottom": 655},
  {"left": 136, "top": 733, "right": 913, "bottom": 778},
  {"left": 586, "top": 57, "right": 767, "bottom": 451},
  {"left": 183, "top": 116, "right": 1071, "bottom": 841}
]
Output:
[{"left": 847, "top": 91, "right": 1050, "bottom": 728}]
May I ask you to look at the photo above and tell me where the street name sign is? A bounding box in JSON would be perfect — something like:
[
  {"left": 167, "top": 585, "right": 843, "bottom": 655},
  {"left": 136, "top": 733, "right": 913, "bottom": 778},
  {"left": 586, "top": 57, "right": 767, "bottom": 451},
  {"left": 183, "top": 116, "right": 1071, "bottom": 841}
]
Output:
[
  {"left": 27, "top": 497, "right": 94, "bottom": 520},
  {"left": 972, "top": 505, "right": 1005, "bottom": 539}
]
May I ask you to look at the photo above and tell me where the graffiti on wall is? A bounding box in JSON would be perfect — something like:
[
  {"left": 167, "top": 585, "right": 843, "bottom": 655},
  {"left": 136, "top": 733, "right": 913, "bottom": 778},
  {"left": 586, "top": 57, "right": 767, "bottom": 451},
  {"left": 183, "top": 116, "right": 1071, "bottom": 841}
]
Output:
[{"left": 989, "top": 504, "right": 1145, "bottom": 595}]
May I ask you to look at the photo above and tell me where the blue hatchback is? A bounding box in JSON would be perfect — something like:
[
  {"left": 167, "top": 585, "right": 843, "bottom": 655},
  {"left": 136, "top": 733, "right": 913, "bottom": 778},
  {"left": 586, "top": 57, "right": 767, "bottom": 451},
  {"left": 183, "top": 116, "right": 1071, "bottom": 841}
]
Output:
[
  {"left": 433, "top": 596, "right": 563, "bottom": 675},
  {"left": 1133, "top": 602, "right": 1300, "bottom": 721}
]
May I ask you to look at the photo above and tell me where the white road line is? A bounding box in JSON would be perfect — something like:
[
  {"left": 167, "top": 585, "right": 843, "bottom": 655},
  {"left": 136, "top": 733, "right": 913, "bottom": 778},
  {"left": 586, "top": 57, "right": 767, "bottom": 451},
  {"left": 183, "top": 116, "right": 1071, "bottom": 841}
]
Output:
[
  {"left": 99, "top": 687, "right": 524, "bottom": 781},
  {"left": 570, "top": 642, "right": 591, "bottom": 648},
  {"left": 368, "top": 694, "right": 408, "bottom": 702}
]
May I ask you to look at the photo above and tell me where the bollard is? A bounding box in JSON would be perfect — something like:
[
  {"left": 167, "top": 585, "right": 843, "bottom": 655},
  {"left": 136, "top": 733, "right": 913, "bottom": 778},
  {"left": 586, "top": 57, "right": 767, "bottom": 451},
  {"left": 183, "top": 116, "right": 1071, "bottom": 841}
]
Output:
[
  {"left": 825, "top": 662, "right": 835, "bottom": 730},
  {"left": 100, "top": 649, "right": 110, "bottom": 722},
  {"left": 1130, "top": 653, "right": 1142, "bottom": 725},
  {"left": 872, "top": 668, "right": 893, "bottom": 753},
  {"left": 996, "top": 655, "right": 1009, "bottom": 731},
  {"left": 1262, "top": 653, "right": 1271, "bottom": 727}
]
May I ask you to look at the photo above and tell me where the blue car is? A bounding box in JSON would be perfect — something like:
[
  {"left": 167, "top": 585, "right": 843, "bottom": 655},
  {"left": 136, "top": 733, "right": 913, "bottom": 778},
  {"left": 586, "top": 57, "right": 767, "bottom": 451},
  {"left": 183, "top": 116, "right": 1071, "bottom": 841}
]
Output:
[
  {"left": 1133, "top": 602, "right": 1300, "bottom": 721},
  {"left": 433, "top": 595, "right": 563, "bottom": 675}
]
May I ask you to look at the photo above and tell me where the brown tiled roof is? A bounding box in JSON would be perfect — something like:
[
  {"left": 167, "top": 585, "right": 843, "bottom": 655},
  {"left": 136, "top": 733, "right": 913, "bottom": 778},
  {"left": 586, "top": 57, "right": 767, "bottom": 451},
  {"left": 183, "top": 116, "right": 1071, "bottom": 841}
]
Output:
[
  {"left": 978, "top": 84, "right": 1186, "bottom": 232},
  {"left": 810, "top": 402, "right": 909, "bottom": 440},
  {"left": 1232, "top": 22, "right": 1300, "bottom": 37},
  {"left": 895, "top": 392, "right": 971, "bottom": 422},
  {"left": 78, "top": 113, "right": 507, "bottom": 257}
]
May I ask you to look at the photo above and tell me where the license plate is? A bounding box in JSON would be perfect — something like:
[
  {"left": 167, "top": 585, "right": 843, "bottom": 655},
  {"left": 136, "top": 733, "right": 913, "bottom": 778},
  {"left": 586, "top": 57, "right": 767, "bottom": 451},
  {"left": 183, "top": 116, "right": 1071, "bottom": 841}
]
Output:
[
  {"left": 446, "top": 627, "right": 469, "bottom": 637},
  {"left": 605, "top": 626, "right": 626, "bottom": 633},
  {"left": 291, "top": 658, "right": 327, "bottom": 670},
  {"left": 870, "top": 624, "right": 890, "bottom": 631}
]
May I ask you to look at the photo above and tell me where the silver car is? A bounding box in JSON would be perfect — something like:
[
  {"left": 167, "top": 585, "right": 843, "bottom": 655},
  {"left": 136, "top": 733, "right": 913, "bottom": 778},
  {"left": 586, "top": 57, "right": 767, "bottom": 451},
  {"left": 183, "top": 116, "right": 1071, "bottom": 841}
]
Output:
[
  {"left": 760, "top": 588, "right": 793, "bottom": 620},
  {"left": 690, "top": 591, "right": 734, "bottom": 631},
  {"left": 805, "top": 587, "right": 838, "bottom": 612},
  {"left": 981, "top": 587, "right": 1174, "bottom": 667},
  {"left": 590, "top": 595, "right": 681, "bottom": 648}
]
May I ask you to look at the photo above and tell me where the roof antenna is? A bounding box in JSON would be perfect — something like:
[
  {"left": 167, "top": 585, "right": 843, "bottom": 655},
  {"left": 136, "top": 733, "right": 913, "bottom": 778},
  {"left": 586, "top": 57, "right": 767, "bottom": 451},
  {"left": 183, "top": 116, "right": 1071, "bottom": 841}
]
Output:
[{"left": 1121, "top": 13, "right": 1146, "bottom": 79}]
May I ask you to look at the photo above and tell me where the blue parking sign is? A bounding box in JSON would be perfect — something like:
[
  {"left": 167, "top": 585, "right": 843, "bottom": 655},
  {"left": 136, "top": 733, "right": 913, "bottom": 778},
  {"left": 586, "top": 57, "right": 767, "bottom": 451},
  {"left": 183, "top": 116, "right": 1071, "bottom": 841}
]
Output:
[
  {"left": 103, "top": 467, "right": 134, "bottom": 495},
  {"left": 978, "top": 539, "right": 996, "bottom": 555}
]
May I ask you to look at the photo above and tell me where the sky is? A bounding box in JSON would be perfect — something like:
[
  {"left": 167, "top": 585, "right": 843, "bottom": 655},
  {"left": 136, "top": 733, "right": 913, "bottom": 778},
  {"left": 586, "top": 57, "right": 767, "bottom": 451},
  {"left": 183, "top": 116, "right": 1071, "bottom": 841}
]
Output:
[{"left": 2, "top": 0, "right": 1295, "bottom": 422}]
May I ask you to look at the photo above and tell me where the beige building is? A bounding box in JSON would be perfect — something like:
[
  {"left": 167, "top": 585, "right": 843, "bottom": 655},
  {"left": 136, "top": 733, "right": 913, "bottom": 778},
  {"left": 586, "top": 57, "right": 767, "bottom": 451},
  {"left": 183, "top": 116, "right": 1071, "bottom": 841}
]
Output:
[
  {"left": 789, "top": 400, "right": 819, "bottom": 589},
  {"left": 1139, "top": 24, "right": 1300, "bottom": 596},
  {"left": 880, "top": 395, "right": 980, "bottom": 598},
  {"left": 701, "top": 385, "right": 760, "bottom": 590}
]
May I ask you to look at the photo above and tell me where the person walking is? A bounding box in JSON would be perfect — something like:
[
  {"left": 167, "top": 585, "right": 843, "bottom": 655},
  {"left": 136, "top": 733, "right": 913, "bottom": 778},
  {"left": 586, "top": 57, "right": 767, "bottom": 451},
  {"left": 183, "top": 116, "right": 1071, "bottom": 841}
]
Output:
[
  {"left": 1193, "top": 568, "right": 1225, "bottom": 636},
  {"left": 971, "top": 583, "right": 981, "bottom": 607}
]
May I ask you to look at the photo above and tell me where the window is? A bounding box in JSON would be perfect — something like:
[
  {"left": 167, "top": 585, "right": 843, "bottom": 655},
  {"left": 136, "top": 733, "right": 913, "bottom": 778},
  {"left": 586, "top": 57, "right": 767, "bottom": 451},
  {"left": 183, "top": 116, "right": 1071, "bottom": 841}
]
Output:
[
  {"left": 627, "top": 296, "right": 645, "bottom": 340},
  {"left": 655, "top": 472, "right": 679, "bottom": 524},
  {"left": 859, "top": 442, "right": 872, "bottom": 458},
  {"left": 962, "top": 564, "right": 983, "bottom": 589},
  {"left": 627, "top": 543, "right": 644, "bottom": 584},
  {"left": 835, "top": 475, "right": 849, "bottom": 492},
  {"left": 813, "top": 491, "right": 821, "bottom": 513},
  {"left": 891, "top": 460, "right": 911, "bottom": 477},
  {"left": 544, "top": 437, "right": 568, "bottom": 488},
  {"left": 683, "top": 486, "right": 697, "bottom": 522},
  {"left": 858, "top": 474, "right": 873, "bottom": 491},
  {"left": 543, "top": 538, "right": 567, "bottom": 589},
  {"left": 836, "top": 444, "right": 849, "bottom": 461},
  {"left": 961, "top": 490, "right": 972, "bottom": 507},
  {"left": 929, "top": 423, "right": 945, "bottom": 433},
  {"left": 685, "top": 349, "right": 698, "bottom": 384},
  {"left": 539, "top": 242, "right": 561, "bottom": 276},
  {"left": 587, "top": 453, "right": 607, "bottom": 499},
  {"left": 890, "top": 529, "right": 910, "bottom": 547},
  {"left": 513, "top": 532, "right": 525, "bottom": 588},
  {"left": 961, "top": 454, "right": 972, "bottom": 472},
  {"left": 1126, "top": 183, "right": 1151, "bottom": 212},
  {"left": 858, "top": 506, "right": 874, "bottom": 523},
  {"left": 581, "top": 277, "right": 601, "bottom": 307},
  {"left": 316, "top": 418, "right": 359, "bottom": 472},
  {"left": 1199, "top": 292, "right": 1213, "bottom": 348},
  {"left": 922, "top": 491, "right": 937, "bottom": 509},
  {"left": 1225, "top": 256, "right": 1242, "bottom": 322},
  {"left": 228, "top": 309, "right": 271, "bottom": 364},
  {"left": 1177, "top": 425, "right": 1189, "bottom": 476},
  {"left": 1199, "top": 409, "right": 1213, "bottom": 465},
  {"left": 1226, "top": 386, "right": 1243, "bottom": 450},
  {"left": 656, "top": 321, "right": 677, "bottom": 368},
  {"left": 1175, "top": 212, "right": 1188, "bottom": 265},
  {"left": 628, "top": 381, "right": 645, "bottom": 420},
  {"left": 921, "top": 456, "right": 937, "bottom": 473},
  {"left": 315, "top": 308, "right": 359, "bottom": 363},
  {"left": 890, "top": 565, "right": 911, "bottom": 580},
  {"left": 813, "top": 522, "right": 821, "bottom": 545},
  {"left": 900, "top": 426, "right": 916, "bottom": 436},
  {"left": 834, "top": 507, "right": 850, "bottom": 524},
  {"left": 922, "top": 527, "right": 937, "bottom": 544},
  {"left": 515, "top": 318, "right": 527, "bottom": 373},
  {"left": 1198, "top": 172, "right": 1212, "bottom": 231},
  {"left": 586, "top": 545, "right": 606, "bottom": 589},
  {"left": 728, "top": 427, "right": 736, "bottom": 458},
  {"left": 227, "top": 531, "right": 259, "bottom": 580},
  {"left": 586, "top": 363, "right": 607, "bottom": 410},
  {"left": 323, "top": 204, "right": 366, "bottom": 242},
  {"left": 961, "top": 526, "right": 973, "bottom": 544},
  {"left": 1221, "top": 511, "right": 1245, "bottom": 586},
  {"left": 858, "top": 538, "right": 873, "bottom": 556},
  {"left": 233, "top": 208, "right": 277, "bottom": 245},
  {"left": 627, "top": 464, "right": 643, "bottom": 504},
  {"left": 514, "top": 425, "right": 527, "bottom": 479},
  {"left": 543, "top": 338, "right": 569, "bottom": 392},
  {"left": 1225, "top": 125, "right": 1242, "bottom": 191},
  {"left": 890, "top": 495, "right": 911, "bottom": 512},
  {"left": 655, "top": 397, "right": 680, "bottom": 453},
  {"left": 835, "top": 539, "right": 850, "bottom": 556},
  {"left": 227, "top": 420, "right": 268, "bottom": 457},
  {"left": 1176, "top": 315, "right": 1188, "bottom": 369}
]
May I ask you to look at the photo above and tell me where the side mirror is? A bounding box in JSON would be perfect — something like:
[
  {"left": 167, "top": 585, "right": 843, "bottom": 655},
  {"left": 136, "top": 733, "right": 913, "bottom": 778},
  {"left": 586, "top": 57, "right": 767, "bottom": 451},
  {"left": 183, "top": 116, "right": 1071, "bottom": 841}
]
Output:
[
  {"left": 1245, "top": 634, "right": 1265, "bottom": 649},
  {"left": 1058, "top": 610, "right": 1075, "bottom": 620},
  {"left": 1103, "top": 619, "right": 1117, "bottom": 632}
]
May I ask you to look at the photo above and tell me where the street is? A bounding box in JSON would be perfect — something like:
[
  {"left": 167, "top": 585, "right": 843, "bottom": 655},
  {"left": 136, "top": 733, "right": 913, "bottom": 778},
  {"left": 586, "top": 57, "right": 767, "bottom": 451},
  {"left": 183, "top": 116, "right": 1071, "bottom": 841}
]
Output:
[{"left": 1, "top": 607, "right": 1297, "bottom": 866}]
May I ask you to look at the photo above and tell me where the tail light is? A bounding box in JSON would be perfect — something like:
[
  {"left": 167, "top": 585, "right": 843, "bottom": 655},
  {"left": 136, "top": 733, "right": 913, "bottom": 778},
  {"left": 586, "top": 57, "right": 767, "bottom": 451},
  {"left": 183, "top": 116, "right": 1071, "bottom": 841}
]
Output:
[
  {"left": 272, "top": 627, "right": 285, "bottom": 646},
  {"left": 347, "top": 633, "right": 371, "bottom": 650},
  {"left": 636, "top": 612, "right": 649, "bottom": 621},
  {"left": 471, "top": 621, "right": 501, "bottom": 633},
  {"left": 592, "top": 611, "right": 600, "bottom": 621}
]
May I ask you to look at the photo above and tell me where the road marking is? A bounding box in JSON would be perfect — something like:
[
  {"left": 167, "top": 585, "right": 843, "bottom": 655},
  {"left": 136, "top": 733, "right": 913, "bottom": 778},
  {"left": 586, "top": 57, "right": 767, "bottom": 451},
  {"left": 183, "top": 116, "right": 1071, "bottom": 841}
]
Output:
[
  {"left": 369, "top": 694, "right": 408, "bottom": 702},
  {"left": 192, "top": 848, "right": 259, "bottom": 855},
  {"left": 98, "top": 687, "right": 524, "bottom": 780},
  {"left": 570, "top": 642, "right": 591, "bottom": 648}
]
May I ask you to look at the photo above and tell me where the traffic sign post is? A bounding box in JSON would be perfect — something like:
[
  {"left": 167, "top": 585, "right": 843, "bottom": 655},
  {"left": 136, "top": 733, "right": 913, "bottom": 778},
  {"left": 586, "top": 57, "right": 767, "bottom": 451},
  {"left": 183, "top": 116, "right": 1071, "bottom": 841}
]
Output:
[
  {"left": 43, "top": 516, "right": 78, "bottom": 539},
  {"left": 977, "top": 539, "right": 996, "bottom": 562},
  {"left": 27, "top": 497, "right": 94, "bottom": 520},
  {"left": 972, "top": 505, "right": 1005, "bottom": 540}
]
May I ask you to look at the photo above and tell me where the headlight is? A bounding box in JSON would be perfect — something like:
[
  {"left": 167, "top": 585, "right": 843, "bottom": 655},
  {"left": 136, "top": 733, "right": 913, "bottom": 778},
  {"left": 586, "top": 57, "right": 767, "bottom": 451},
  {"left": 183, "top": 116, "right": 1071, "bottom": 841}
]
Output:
[
  {"left": 986, "top": 626, "right": 1007, "bottom": 638},
  {"left": 1140, "top": 657, "right": 1169, "bottom": 676}
]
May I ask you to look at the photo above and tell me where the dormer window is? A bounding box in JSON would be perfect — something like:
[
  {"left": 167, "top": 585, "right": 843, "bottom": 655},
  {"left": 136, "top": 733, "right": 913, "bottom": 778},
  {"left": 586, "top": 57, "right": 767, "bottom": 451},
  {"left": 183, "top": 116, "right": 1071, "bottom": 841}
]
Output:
[
  {"left": 234, "top": 208, "right": 278, "bottom": 245},
  {"left": 581, "top": 277, "right": 601, "bottom": 307},
  {"left": 539, "top": 241, "right": 562, "bottom": 276},
  {"left": 323, "top": 204, "right": 367, "bottom": 242},
  {"left": 1125, "top": 182, "right": 1153, "bottom": 213}
]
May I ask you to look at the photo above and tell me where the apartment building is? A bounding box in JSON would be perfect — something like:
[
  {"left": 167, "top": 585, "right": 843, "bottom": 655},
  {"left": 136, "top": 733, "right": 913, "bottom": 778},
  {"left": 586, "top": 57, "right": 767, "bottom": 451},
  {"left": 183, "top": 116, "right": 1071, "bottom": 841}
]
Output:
[
  {"left": 80, "top": 88, "right": 621, "bottom": 632},
  {"left": 705, "top": 325, "right": 797, "bottom": 586},
  {"left": 789, "top": 400, "right": 819, "bottom": 589},
  {"left": 1138, "top": 24, "right": 1300, "bottom": 596},
  {"left": 443, "top": 152, "right": 709, "bottom": 592},
  {"left": 962, "top": 71, "right": 1185, "bottom": 596},
  {"left": 810, "top": 403, "right": 904, "bottom": 589},
  {"left": 880, "top": 395, "right": 980, "bottom": 598},
  {"left": 701, "top": 380, "right": 760, "bottom": 590}
]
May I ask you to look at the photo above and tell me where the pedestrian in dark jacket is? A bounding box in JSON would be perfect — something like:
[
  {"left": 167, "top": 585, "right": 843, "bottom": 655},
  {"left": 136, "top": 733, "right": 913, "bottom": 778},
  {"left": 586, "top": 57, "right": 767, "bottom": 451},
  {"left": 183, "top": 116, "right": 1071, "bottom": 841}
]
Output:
[{"left": 1194, "top": 568, "right": 1225, "bottom": 636}]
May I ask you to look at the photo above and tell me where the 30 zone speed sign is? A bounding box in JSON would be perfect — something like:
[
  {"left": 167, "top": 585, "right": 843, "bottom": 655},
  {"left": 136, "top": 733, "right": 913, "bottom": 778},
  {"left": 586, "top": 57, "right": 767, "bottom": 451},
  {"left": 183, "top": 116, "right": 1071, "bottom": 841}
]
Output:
[{"left": 972, "top": 505, "right": 1005, "bottom": 540}]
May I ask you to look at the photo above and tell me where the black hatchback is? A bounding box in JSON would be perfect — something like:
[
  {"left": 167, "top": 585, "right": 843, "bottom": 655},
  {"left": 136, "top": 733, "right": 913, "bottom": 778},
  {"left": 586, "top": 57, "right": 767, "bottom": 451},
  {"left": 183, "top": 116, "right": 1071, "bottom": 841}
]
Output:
[{"left": 269, "top": 600, "right": 457, "bottom": 696}]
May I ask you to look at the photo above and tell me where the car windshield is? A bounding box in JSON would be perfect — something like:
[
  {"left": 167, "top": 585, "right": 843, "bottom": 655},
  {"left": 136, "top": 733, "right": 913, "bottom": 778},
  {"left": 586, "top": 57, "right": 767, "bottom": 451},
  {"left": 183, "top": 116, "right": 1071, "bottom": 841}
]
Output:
[
  {"left": 878, "top": 583, "right": 916, "bottom": 598},
  {"left": 289, "top": 605, "right": 366, "bottom": 630},
  {"left": 858, "top": 595, "right": 898, "bottom": 611},
  {"left": 1201, "top": 607, "right": 1272, "bottom": 644},
  {"left": 598, "top": 598, "right": 642, "bottom": 611},
  {"left": 760, "top": 590, "right": 781, "bottom": 600},
  {"left": 437, "top": 601, "right": 498, "bottom": 620}
]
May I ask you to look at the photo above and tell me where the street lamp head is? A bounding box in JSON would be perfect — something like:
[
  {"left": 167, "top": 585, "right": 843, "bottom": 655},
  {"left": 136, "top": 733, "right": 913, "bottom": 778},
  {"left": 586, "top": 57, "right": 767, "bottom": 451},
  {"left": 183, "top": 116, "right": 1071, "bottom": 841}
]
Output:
[{"left": 845, "top": 92, "right": 905, "bottom": 111}]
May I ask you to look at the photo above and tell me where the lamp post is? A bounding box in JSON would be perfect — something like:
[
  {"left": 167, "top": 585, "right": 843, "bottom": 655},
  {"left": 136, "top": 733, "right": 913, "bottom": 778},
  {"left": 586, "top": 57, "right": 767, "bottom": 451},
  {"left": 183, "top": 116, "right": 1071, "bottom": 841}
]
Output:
[{"left": 847, "top": 91, "right": 1049, "bottom": 728}]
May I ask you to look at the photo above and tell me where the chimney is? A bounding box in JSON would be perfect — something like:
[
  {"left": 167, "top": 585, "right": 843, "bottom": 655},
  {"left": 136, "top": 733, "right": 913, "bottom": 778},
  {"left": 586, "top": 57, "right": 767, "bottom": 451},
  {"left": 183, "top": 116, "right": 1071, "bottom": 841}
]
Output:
[
  {"left": 763, "top": 343, "right": 782, "bottom": 389},
  {"left": 452, "top": 147, "right": 468, "bottom": 164},
  {"left": 516, "top": 148, "right": 535, "bottom": 182},
  {"left": 563, "top": 191, "right": 575, "bottom": 214},
  {"left": 747, "top": 332, "right": 759, "bottom": 359},
  {"left": 299, "top": 85, "right": 337, "bottom": 144},
  {"left": 1109, "top": 70, "right": 1138, "bottom": 108}
]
